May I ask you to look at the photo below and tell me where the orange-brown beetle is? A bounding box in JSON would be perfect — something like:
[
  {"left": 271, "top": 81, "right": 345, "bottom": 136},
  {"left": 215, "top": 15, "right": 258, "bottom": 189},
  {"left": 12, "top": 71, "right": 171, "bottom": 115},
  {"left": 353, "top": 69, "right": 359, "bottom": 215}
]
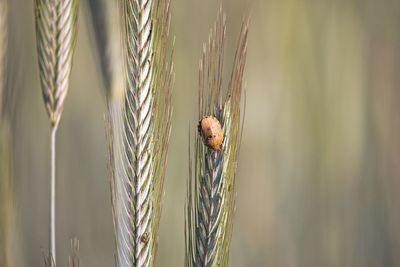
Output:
[{"left": 198, "top": 116, "right": 223, "bottom": 151}]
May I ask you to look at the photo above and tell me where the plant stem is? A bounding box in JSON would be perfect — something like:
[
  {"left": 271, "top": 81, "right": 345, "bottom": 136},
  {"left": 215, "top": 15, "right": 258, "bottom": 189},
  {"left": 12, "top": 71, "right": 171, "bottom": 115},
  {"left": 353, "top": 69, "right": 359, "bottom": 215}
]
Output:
[{"left": 50, "top": 125, "right": 58, "bottom": 266}]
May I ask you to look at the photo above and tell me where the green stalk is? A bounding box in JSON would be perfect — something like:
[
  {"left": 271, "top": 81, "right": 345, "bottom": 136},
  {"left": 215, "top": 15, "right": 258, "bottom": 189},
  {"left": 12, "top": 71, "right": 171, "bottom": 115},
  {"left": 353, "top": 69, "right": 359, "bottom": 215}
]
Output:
[{"left": 50, "top": 125, "right": 57, "bottom": 265}]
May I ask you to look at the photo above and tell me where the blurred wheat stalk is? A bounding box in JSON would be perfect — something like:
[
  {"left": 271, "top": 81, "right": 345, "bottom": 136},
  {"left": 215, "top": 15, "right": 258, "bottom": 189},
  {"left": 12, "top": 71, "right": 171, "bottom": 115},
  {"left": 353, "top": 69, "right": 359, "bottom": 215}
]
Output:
[
  {"left": 185, "top": 10, "right": 248, "bottom": 267},
  {"left": 0, "top": 0, "right": 13, "bottom": 266},
  {"left": 68, "top": 238, "right": 80, "bottom": 267},
  {"left": 106, "top": 0, "right": 173, "bottom": 266},
  {"left": 34, "top": 0, "right": 79, "bottom": 265},
  {"left": 86, "top": 0, "right": 123, "bottom": 100}
]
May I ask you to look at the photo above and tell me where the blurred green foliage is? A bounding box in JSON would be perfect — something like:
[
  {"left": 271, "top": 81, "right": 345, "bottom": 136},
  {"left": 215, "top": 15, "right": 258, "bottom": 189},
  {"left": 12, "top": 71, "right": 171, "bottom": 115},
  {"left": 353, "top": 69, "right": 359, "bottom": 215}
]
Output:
[{"left": 4, "top": 0, "right": 400, "bottom": 266}]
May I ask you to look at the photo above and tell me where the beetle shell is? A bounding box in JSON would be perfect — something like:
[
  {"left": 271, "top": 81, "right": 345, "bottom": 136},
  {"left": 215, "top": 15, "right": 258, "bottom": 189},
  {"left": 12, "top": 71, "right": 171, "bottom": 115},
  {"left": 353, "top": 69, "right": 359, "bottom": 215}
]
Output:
[{"left": 198, "top": 116, "right": 223, "bottom": 151}]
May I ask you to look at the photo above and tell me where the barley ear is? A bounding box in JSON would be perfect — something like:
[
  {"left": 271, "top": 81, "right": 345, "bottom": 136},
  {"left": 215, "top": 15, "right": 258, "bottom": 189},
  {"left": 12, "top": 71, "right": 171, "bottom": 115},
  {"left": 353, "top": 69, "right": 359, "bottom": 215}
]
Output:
[
  {"left": 185, "top": 9, "right": 249, "bottom": 267},
  {"left": 107, "top": 0, "right": 173, "bottom": 266},
  {"left": 34, "top": 0, "right": 79, "bottom": 129}
]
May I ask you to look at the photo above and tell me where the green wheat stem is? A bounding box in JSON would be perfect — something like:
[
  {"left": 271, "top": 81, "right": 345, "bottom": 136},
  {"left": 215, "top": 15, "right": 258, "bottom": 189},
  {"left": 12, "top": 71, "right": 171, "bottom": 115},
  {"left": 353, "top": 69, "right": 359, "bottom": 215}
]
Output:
[{"left": 50, "top": 125, "right": 57, "bottom": 264}]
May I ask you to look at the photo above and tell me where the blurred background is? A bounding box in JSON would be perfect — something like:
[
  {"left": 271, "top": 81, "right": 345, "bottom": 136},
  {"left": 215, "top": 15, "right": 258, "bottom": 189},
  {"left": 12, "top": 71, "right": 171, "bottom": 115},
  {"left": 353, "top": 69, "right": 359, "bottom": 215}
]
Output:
[{"left": 2, "top": 0, "right": 400, "bottom": 266}]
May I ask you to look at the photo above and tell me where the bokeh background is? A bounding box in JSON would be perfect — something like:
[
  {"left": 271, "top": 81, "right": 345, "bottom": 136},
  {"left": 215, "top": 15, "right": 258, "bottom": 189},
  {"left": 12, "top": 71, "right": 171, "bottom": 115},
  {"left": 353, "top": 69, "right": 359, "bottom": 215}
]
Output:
[{"left": 3, "top": 0, "right": 400, "bottom": 266}]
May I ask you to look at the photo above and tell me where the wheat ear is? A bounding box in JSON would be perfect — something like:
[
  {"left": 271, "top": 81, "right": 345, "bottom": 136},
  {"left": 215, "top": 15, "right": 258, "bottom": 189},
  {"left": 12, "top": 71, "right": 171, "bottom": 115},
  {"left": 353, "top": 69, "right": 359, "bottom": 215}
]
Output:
[
  {"left": 107, "top": 0, "right": 173, "bottom": 266},
  {"left": 34, "top": 0, "right": 79, "bottom": 265},
  {"left": 185, "top": 10, "right": 249, "bottom": 267}
]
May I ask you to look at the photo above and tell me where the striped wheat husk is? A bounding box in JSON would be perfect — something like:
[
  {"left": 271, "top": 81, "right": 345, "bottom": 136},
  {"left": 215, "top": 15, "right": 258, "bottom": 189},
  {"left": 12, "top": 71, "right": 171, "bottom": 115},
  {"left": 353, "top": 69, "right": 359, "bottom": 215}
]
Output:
[
  {"left": 107, "top": 0, "right": 173, "bottom": 266},
  {"left": 34, "top": 0, "right": 79, "bottom": 128}
]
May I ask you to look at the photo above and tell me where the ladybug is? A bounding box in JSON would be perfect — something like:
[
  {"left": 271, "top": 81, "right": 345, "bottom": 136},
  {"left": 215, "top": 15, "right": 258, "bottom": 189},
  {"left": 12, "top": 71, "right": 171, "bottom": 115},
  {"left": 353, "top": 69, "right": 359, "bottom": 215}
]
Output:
[{"left": 198, "top": 116, "right": 223, "bottom": 151}]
